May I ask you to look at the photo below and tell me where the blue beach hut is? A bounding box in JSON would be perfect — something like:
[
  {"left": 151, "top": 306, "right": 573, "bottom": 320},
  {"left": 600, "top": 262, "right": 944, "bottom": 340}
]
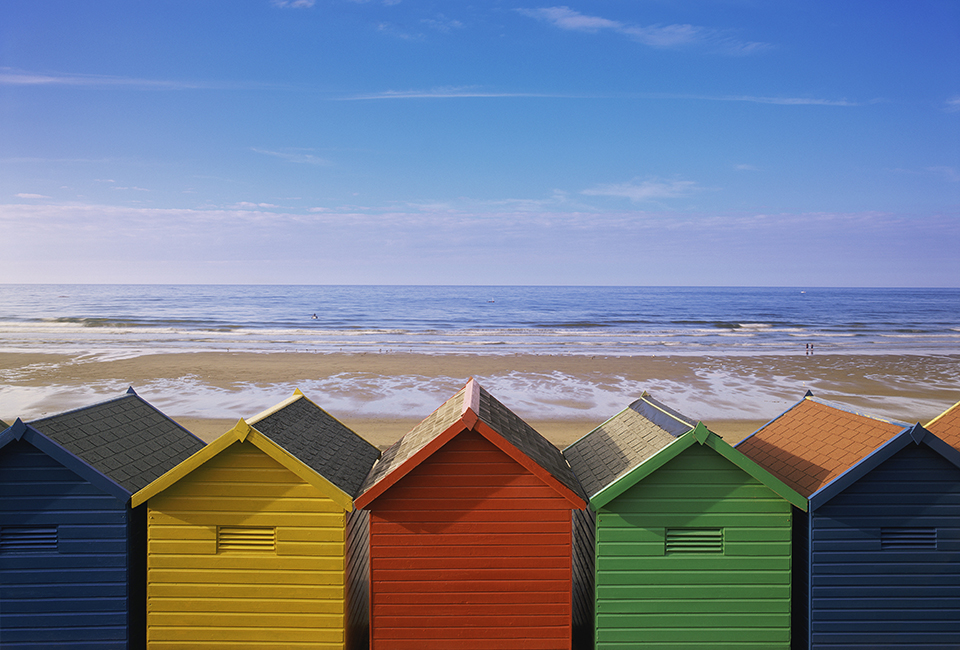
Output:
[
  {"left": 0, "top": 388, "right": 204, "bottom": 649},
  {"left": 737, "top": 394, "right": 960, "bottom": 649}
]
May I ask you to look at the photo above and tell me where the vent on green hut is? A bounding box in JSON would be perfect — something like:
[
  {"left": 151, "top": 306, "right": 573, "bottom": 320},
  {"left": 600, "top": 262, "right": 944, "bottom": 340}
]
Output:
[
  {"left": 0, "top": 526, "right": 58, "bottom": 553},
  {"left": 217, "top": 526, "right": 276, "bottom": 553},
  {"left": 665, "top": 528, "right": 723, "bottom": 554},
  {"left": 881, "top": 527, "right": 937, "bottom": 550}
]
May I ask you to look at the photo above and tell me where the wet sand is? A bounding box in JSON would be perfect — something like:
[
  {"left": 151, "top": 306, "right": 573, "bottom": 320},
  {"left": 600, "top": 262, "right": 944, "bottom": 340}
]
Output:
[{"left": 2, "top": 351, "right": 957, "bottom": 448}]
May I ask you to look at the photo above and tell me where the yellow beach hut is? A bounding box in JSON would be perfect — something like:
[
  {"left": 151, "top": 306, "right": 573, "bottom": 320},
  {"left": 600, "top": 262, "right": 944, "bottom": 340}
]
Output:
[{"left": 131, "top": 390, "right": 380, "bottom": 649}]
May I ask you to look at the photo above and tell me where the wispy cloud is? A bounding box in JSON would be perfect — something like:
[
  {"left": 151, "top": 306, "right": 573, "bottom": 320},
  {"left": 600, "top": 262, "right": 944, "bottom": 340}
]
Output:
[
  {"left": 0, "top": 67, "right": 284, "bottom": 92},
  {"left": 518, "top": 6, "right": 769, "bottom": 54},
  {"left": 581, "top": 179, "right": 701, "bottom": 202},
  {"left": 15, "top": 193, "right": 50, "bottom": 199},
  {"left": 421, "top": 15, "right": 464, "bottom": 33},
  {"left": 333, "top": 87, "right": 856, "bottom": 106},
  {"left": 336, "top": 86, "right": 585, "bottom": 100},
  {"left": 0, "top": 68, "right": 207, "bottom": 90},
  {"left": 251, "top": 148, "right": 332, "bottom": 165},
  {"left": 945, "top": 96, "right": 960, "bottom": 113},
  {"left": 928, "top": 166, "right": 960, "bottom": 183},
  {"left": 271, "top": 0, "right": 315, "bottom": 8}
]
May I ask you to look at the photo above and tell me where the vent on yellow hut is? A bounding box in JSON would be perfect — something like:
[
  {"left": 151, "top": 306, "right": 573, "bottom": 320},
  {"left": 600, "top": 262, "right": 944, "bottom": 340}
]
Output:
[{"left": 217, "top": 526, "right": 276, "bottom": 553}]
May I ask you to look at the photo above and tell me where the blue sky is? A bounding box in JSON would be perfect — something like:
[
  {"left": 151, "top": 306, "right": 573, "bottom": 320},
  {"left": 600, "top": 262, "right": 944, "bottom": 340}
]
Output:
[{"left": 1, "top": 1, "right": 958, "bottom": 286}]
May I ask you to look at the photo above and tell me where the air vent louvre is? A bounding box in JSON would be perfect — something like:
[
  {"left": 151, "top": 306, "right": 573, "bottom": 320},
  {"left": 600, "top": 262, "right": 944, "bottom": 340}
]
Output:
[
  {"left": 0, "top": 526, "right": 58, "bottom": 553},
  {"left": 881, "top": 527, "right": 936, "bottom": 550},
  {"left": 218, "top": 526, "right": 276, "bottom": 552},
  {"left": 665, "top": 528, "right": 723, "bottom": 554}
]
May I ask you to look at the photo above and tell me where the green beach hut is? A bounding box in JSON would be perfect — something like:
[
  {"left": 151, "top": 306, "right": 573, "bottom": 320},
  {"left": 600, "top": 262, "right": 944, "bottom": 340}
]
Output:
[{"left": 563, "top": 393, "right": 806, "bottom": 649}]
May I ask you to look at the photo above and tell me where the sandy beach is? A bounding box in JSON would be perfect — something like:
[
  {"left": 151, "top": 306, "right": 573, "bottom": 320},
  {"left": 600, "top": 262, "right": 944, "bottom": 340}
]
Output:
[{"left": 2, "top": 351, "right": 958, "bottom": 448}]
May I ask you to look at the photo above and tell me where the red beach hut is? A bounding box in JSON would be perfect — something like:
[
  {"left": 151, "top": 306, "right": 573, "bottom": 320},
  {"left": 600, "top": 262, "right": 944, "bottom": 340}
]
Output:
[{"left": 354, "top": 378, "right": 589, "bottom": 650}]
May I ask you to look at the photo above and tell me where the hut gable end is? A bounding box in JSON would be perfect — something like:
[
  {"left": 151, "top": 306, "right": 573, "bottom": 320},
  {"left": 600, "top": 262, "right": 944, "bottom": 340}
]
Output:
[
  {"left": 248, "top": 391, "right": 380, "bottom": 499},
  {"left": 735, "top": 396, "right": 908, "bottom": 498},
  {"left": 28, "top": 390, "right": 205, "bottom": 494}
]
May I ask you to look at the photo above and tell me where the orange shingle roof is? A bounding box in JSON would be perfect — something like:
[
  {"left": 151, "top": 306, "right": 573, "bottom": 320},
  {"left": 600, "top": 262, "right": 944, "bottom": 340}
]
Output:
[
  {"left": 736, "top": 397, "right": 906, "bottom": 497},
  {"left": 927, "top": 399, "right": 960, "bottom": 451}
]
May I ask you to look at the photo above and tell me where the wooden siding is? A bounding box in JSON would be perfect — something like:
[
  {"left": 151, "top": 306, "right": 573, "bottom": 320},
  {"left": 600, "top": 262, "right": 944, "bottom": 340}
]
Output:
[
  {"left": 367, "top": 430, "right": 575, "bottom": 650},
  {"left": 0, "top": 440, "right": 134, "bottom": 649},
  {"left": 145, "top": 441, "right": 348, "bottom": 649},
  {"left": 572, "top": 508, "right": 596, "bottom": 650},
  {"left": 595, "top": 443, "right": 793, "bottom": 649},
  {"left": 792, "top": 504, "right": 810, "bottom": 650},
  {"left": 346, "top": 508, "right": 371, "bottom": 650},
  {"left": 808, "top": 443, "right": 960, "bottom": 649}
]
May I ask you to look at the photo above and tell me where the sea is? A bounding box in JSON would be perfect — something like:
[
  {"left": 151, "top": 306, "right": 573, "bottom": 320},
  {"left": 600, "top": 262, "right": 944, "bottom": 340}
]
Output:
[
  {"left": 1, "top": 284, "right": 958, "bottom": 357},
  {"left": 0, "top": 285, "right": 958, "bottom": 423}
]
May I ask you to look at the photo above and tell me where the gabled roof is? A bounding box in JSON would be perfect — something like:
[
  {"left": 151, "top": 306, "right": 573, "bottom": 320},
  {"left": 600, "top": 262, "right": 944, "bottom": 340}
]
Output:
[
  {"left": 247, "top": 389, "right": 380, "bottom": 498},
  {"left": 926, "top": 398, "right": 960, "bottom": 451},
  {"left": 735, "top": 393, "right": 909, "bottom": 499},
  {"left": 563, "top": 392, "right": 697, "bottom": 499},
  {"left": 1, "top": 419, "right": 131, "bottom": 502},
  {"left": 24, "top": 387, "right": 205, "bottom": 495},
  {"left": 806, "top": 422, "right": 960, "bottom": 510},
  {"left": 355, "top": 379, "right": 587, "bottom": 510},
  {"left": 132, "top": 415, "right": 355, "bottom": 511},
  {"left": 576, "top": 411, "right": 806, "bottom": 512}
]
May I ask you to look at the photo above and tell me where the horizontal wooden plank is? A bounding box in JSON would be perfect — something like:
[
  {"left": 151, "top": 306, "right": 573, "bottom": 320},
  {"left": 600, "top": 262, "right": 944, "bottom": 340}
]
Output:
[
  {"left": 149, "top": 611, "right": 343, "bottom": 628},
  {"left": 370, "top": 532, "right": 568, "bottom": 548},
  {"left": 372, "top": 624, "right": 568, "bottom": 640},
  {"left": 370, "top": 497, "right": 572, "bottom": 512},
  {"left": 148, "top": 510, "right": 344, "bottom": 527},
  {"left": 148, "top": 568, "right": 344, "bottom": 585},
  {"left": 599, "top": 512, "right": 791, "bottom": 528},
  {"left": 597, "top": 625, "right": 789, "bottom": 643},
  {"left": 148, "top": 495, "right": 344, "bottom": 513},
  {"left": 148, "top": 583, "right": 343, "bottom": 600},
  {"left": 373, "top": 590, "right": 568, "bottom": 605},
  {"left": 148, "top": 555, "right": 344, "bottom": 571},
  {"left": 596, "top": 596, "right": 789, "bottom": 614},
  {"left": 149, "top": 625, "right": 343, "bottom": 643},
  {"left": 598, "top": 584, "right": 790, "bottom": 601},
  {"left": 371, "top": 557, "right": 566, "bottom": 573},
  {"left": 371, "top": 578, "right": 570, "bottom": 593},
  {"left": 365, "top": 638, "right": 566, "bottom": 650},
  {"left": 372, "top": 509, "right": 568, "bottom": 524},
  {"left": 148, "top": 596, "right": 344, "bottom": 614},
  {"left": 374, "top": 614, "right": 568, "bottom": 629},
  {"left": 396, "top": 472, "right": 546, "bottom": 488},
  {"left": 375, "top": 602, "right": 565, "bottom": 617},
  {"left": 372, "top": 520, "right": 568, "bottom": 535}
]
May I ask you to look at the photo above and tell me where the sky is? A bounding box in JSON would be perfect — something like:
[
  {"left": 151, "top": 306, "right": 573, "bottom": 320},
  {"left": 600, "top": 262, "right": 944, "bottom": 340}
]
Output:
[{"left": 1, "top": 1, "right": 958, "bottom": 286}]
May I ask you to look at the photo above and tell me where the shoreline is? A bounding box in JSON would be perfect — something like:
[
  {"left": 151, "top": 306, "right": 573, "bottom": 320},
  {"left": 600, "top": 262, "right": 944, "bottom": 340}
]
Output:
[{"left": 2, "top": 350, "right": 957, "bottom": 448}]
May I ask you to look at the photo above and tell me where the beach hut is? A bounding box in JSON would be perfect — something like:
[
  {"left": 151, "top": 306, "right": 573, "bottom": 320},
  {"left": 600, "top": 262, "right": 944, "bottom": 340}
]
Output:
[
  {"left": 563, "top": 392, "right": 806, "bottom": 649},
  {"left": 736, "top": 393, "right": 960, "bottom": 649},
  {"left": 927, "top": 397, "right": 960, "bottom": 450},
  {"left": 0, "top": 388, "right": 204, "bottom": 649},
  {"left": 354, "top": 378, "right": 589, "bottom": 650},
  {"left": 130, "top": 390, "right": 380, "bottom": 649}
]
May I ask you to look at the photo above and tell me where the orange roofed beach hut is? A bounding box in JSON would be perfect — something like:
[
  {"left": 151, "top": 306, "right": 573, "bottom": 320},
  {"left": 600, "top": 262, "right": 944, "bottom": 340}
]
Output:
[
  {"left": 354, "top": 378, "right": 589, "bottom": 650},
  {"left": 737, "top": 392, "right": 960, "bottom": 650},
  {"left": 131, "top": 390, "right": 380, "bottom": 649}
]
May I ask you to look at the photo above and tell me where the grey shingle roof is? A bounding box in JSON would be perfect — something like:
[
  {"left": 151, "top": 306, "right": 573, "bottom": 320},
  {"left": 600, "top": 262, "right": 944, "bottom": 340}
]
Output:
[
  {"left": 359, "top": 383, "right": 467, "bottom": 495},
  {"left": 359, "top": 380, "right": 586, "bottom": 502},
  {"left": 28, "top": 389, "right": 205, "bottom": 494},
  {"left": 249, "top": 394, "right": 380, "bottom": 498},
  {"left": 563, "top": 392, "right": 698, "bottom": 499},
  {"left": 476, "top": 383, "right": 586, "bottom": 501}
]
